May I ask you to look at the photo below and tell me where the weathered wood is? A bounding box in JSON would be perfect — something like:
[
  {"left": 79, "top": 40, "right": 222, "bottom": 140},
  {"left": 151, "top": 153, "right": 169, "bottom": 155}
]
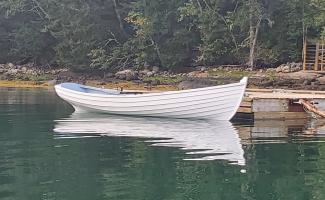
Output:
[
  {"left": 240, "top": 101, "right": 252, "bottom": 107},
  {"left": 253, "top": 99, "right": 288, "bottom": 112},
  {"left": 246, "top": 88, "right": 325, "bottom": 95},
  {"left": 237, "top": 107, "right": 252, "bottom": 113},
  {"left": 255, "top": 112, "right": 308, "bottom": 120},
  {"left": 299, "top": 99, "right": 325, "bottom": 118}
]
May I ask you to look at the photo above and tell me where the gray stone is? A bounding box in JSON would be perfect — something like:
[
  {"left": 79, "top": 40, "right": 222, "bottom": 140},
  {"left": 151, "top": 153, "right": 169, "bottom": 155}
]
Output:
[
  {"left": 47, "top": 80, "right": 57, "bottom": 86},
  {"left": 317, "top": 76, "right": 325, "bottom": 85},
  {"left": 21, "top": 67, "right": 27, "bottom": 73},
  {"left": 200, "top": 67, "right": 207, "bottom": 72},
  {"left": 7, "top": 63, "right": 14, "bottom": 68},
  {"left": 282, "top": 65, "right": 290, "bottom": 73},
  {"left": 146, "top": 71, "right": 154, "bottom": 77},
  {"left": 104, "top": 72, "right": 114, "bottom": 78},
  {"left": 139, "top": 69, "right": 150, "bottom": 77},
  {"left": 152, "top": 66, "right": 159, "bottom": 73},
  {"left": 303, "top": 80, "right": 311, "bottom": 86},
  {"left": 7, "top": 69, "right": 19, "bottom": 75},
  {"left": 115, "top": 69, "right": 138, "bottom": 80}
]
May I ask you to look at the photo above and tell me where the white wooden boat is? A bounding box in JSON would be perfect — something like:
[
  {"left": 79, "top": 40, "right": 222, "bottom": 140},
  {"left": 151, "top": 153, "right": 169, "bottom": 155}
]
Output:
[
  {"left": 54, "top": 113, "right": 245, "bottom": 165},
  {"left": 54, "top": 77, "right": 247, "bottom": 120}
]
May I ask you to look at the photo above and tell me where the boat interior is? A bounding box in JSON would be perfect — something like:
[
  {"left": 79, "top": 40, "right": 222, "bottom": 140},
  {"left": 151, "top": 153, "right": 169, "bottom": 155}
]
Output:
[{"left": 60, "top": 83, "right": 145, "bottom": 95}]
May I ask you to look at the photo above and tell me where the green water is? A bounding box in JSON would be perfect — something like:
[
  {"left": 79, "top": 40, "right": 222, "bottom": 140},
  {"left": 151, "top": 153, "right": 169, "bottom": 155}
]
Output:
[{"left": 1, "top": 88, "right": 325, "bottom": 200}]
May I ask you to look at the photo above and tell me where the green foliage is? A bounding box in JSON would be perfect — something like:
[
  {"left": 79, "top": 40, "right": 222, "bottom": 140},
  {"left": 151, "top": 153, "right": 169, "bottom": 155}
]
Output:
[
  {"left": 0, "top": 0, "right": 324, "bottom": 71},
  {"left": 208, "top": 69, "right": 251, "bottom": 79}
]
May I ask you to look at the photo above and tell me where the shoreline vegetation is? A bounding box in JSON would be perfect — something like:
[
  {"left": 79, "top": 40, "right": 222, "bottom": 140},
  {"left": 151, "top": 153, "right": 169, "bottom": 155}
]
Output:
[{"left": 2, "top": 62, "right": 325, "bottom": 92}]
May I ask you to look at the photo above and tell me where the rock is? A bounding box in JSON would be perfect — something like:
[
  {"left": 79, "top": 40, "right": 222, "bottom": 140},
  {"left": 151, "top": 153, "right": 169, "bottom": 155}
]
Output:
[
  {"left": 275, "top": 63, "right": 302, "bottom": 73},
  {"left": 7, "top": 69, "right": 19, "bottom": 75},
  {"left": 311, "top": 81, "right": 317, "bottom": 87},
  {"left": 21, "top": 67, "right": 27, "bottom": 73},
  {"left": 163, "top": 71, "right": 169, "bottom": 76},
  {"left": 115, "top": 69, "right": 138, "bottom": 80},
  {"left": 104, "top": 72, "right": 114, "bottom": 78},
  {"left": 152, "top": 66, "right": 159, "bottom": 73},
  {"left": 187, "top": 71, "right": 209, "bottom": 78},
  {"left": 200, "top": 67, "right": 207, "bottom": 72},
  {"left": 139, "top": 69, "right": 150, "bottom": 77},
  {"left": 146, "top": 71, "right": 154, "bottom": 77},
  {"left": 303, "top": 80, "right": 311, "bottom": 86},
  {"left": 282, "top": 65, "right": 290, "bottom": 73},
  {"left": 187, "top": 71, "right": 198, "bottom": 78},
  {"left": 7, "top": 63, "right": 14, "bottom": 68},
  {"left": 275, "top": 67, "right": 282, "bottom": 73},
  {"left": 47, "top": 80, "right": 57, "bottom": 86},
  {"left": 317, "top": 76, "right": 325, "bottom": 85},
  {"left": 291, "top": 65, "right": 302, "bottom": 72}
]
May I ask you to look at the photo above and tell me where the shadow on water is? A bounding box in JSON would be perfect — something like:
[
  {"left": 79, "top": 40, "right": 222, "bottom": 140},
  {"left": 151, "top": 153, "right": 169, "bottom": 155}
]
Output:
[{"left": 4, "top": 88, "right": 325, "bottom": 199}]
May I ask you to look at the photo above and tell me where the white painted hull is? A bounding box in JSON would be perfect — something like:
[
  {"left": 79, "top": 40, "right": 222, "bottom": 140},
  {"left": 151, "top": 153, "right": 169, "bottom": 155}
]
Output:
[{"left": 54, "top": 77, "right": 247, "bottom": 120}]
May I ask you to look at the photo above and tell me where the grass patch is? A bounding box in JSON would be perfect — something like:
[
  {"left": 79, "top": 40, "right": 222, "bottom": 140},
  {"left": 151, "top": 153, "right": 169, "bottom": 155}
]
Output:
[
  {"left": 208, "top": 69, "right": 251, "bottom": 79},
  {"left": 265, "top": 70, "right": 277, "bottom": 81},
  {"left": 142, "top": 75, "right": 185, "bottom": 85},
  {"left": 27, "top": 74, "right": 53, "bottom": 81},
  {"left": 0, "top": 80, "right": 50, "bottom": 88}
]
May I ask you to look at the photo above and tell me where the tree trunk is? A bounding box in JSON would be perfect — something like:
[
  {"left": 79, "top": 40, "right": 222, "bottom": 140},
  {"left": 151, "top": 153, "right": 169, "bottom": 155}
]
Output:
[
  {"left": 248, "top": 0, "right": 262, "bottom": 70},
  {"left": 112, "top": 0, "right": 127, "bottom": 39}
]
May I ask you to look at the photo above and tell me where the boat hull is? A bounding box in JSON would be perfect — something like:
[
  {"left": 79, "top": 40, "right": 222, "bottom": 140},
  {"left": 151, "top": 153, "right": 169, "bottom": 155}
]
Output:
[{"left": 54, "top": 77, "right": 247, "bottom": 120}]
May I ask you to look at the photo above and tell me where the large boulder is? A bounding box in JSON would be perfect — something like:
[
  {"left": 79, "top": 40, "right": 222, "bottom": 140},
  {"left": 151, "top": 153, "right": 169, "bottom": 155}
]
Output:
[
  {"left": 7, "top": 63, "right": 14, "bottom": 68},
  {"left": 115, "top": 69, "right": 138, "bottom": 81},
  {"left": 275, "top": 63, "right": 302, "bottom": 73}
]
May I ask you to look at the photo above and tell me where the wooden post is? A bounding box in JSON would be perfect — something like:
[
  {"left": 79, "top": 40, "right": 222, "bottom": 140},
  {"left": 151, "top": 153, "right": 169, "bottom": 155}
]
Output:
[
  {"left": 303, "top": 39, "right": 307, "bottom": 70},
  {"left": 314, "top": 42, "right": 319, "bottom": 71}
]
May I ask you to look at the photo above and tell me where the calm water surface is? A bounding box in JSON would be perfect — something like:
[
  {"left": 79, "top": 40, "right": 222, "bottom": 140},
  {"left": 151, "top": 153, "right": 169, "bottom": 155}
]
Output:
[{"left": 1, "top": 88, "right": 325, "bottom": 200}]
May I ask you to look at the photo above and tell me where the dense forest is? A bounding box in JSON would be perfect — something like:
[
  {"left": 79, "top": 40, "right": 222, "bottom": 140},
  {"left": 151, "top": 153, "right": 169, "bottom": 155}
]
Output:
[{"left": 0, "top": 0, "right": 324, "bottom": 71}]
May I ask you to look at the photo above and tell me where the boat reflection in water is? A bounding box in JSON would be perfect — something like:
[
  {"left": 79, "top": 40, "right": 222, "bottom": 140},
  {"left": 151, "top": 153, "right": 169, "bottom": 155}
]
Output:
[{"left": 53, "top": 113, "right": 245, "bottom": 166}]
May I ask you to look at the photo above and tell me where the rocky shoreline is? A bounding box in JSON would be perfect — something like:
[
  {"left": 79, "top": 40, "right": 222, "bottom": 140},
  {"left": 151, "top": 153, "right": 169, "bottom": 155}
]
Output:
[{"left": 1, "top": 62, "right": 325, "bottom": 91}]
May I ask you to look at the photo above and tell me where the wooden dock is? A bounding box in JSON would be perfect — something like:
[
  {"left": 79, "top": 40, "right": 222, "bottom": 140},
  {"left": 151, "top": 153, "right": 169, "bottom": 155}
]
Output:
[{"left": 237, "top": 88, "right": 325, "bottom": 120}]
